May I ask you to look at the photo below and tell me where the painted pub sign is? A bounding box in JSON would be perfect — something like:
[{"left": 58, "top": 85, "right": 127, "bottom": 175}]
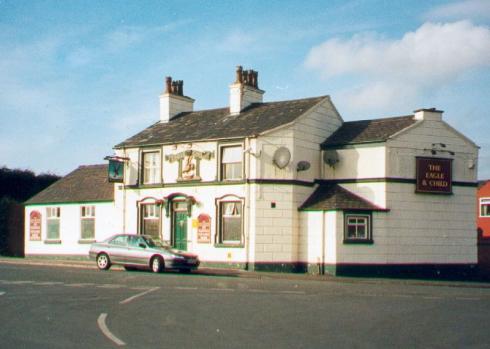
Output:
[
  {"left": 108, "top": 159, "right": 124, "bottom": 183},
  {"left": 29, "top": 211, "right": 42, "bottom": 241},
  {"left": 416, "top": 157, "right": 452, "bottom": 194},
  {"left": 197, "top": 214, "right": 211, "bottom": 243}
]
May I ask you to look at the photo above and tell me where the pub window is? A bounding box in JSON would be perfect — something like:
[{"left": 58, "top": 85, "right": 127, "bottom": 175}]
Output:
[
  {"left": 216, "top": 197, "right": 244, "bottom": 246},
  {"left": 220, "top": 145, "right": 243, "bottom": 181},
  {"left": 80, "top": 206, "right": 95, "bottom": 240},
  {"left": 142, "top": 151, "right": 161, "bottom": 185},
  {"left": 141, "top": 204, "right": 161, "bottom": 239},
  {"left": 343, "top": 212, "right": 373, "bottom": 244},
  {"left": 481, "top": 198, "right": 490, "bottom": 217},
  {"left": 46, "top": 207, "right": 61, "bottom": 241}
]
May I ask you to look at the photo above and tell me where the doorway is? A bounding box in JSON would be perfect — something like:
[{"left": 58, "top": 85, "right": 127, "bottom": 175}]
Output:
[{"left": 172, "top": 201, "right": 188, "bottom": 250}]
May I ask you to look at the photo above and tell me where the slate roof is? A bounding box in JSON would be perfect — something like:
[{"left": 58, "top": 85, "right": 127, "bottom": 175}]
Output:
[
  {"left": 116, "top": 96, "right": 327, "bottom": 148},
  {"left": 299, "top": 183, "right": 387, "bottom": 211},
  {"left": 25, "top": 165, "right": 114, "bottom": 205},
  {"left": 321, "top": 115, "right": 417, "bottom": 148}
]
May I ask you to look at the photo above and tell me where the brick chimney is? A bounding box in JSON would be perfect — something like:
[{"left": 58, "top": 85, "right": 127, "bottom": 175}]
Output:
[
  {"left": 414, "top": 108, "right": 443, "bottom": 121},
  {"left": 159, "top": 77, "right": 195, "bottom": 123},
  {"left": 229, "top": 66, "right": 264, "bottom": 115}
]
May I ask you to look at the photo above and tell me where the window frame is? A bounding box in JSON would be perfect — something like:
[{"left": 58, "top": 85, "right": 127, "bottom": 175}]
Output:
[
  {"left": 215, "top": 195, "right": 245, "bottom": 247},
  {"left": 219, "top": 143, "right": 244, "bottom": 181},
  {"left": 140, "top": 149, "right": 162, "bottom": 185},
  {"left": 45, "top": 207, "right": 61, "bottom": 242},
  {"left": 139, "top": 202, "right": 162, "bottom": 240},
  {"left": 79, "top": 205, "right": 96, "bottom": 242},
  {"left": 343, "top": 211, "right": 373, "bottom": 244},
  {"left": 480, "top": 198, "right": 490, "bottom": 218}
]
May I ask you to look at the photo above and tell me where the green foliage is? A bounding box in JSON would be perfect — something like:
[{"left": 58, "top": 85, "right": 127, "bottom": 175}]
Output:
[
  {"left": 0, "top": 167, "right": 60, "bottom": 255},
  {"left": 0, "top": 166, "right": 60, "bottom": 202}
]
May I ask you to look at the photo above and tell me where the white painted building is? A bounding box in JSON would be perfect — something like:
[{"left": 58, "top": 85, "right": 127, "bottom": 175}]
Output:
[
  {"left": 24, "top": 67, "right": 480, "bottom": 276},
  {"left": 24, "top": 165, "right": 117, "bottom": 257}
]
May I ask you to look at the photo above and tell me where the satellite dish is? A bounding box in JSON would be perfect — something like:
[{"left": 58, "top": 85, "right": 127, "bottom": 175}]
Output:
[
  {"left": 296, "top": 161, "right": 311, "bottom": 172},
  {"left": 273, "top": 147, "right": 291, "bottom": 169},
  {"left": 323, "top": 150, "right": 339, "bottom": 167}
]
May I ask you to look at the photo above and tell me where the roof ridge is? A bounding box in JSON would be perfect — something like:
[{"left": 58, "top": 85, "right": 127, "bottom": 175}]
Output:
[{"left": 343, "top": 114, "right": 414, "bottom": 124}]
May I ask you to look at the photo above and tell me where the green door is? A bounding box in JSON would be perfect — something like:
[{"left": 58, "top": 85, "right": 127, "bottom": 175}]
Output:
[{"left": 174, "top": 211, "right": 188, "bottom": 251}]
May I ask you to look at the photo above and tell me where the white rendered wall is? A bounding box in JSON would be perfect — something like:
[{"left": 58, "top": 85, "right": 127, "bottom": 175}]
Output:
[
  {"left": 323, "top": 145, "right": 386, "bottom": 180},
  {"left": 298, "top": 210, "right": 337, "bottom": 265},
  {"left": 25, "top": 202, "right": 117, "bottom": 256}
]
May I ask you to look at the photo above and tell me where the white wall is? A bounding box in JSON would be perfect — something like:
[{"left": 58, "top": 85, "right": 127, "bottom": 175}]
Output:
[
  {"left": 387, "top": 120, "right": 478, "bottom": 182},
  {"left": 323, "top": 145, "right": 386, "bottom": 180},
  {"left": 25, "top": 202, "right": 117, "bottom": 256}
]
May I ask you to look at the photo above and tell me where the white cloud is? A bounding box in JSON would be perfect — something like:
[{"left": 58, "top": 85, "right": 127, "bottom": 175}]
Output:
[
  {"left": 424, "top": 0, "right": 490, "bottom": 21},
  {"left": 305, "top": 21, "right": 490, "bottom": 112}
]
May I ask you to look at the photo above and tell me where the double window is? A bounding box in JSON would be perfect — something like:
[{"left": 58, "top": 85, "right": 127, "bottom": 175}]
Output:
[
  {"left": 80, "top": 206, "right": 95, "bottom": 240},
  {"left": 344, "top": 212, "right": 372, "bottom": 243},
  {"left": 220, "top": 145, "right": 243, "bottom": 180},
  {"left": 142, "top": 151, "right": 161, "bottom": 185},
  {"left": 46, "top": 207, "right": 61, "bottom": 241},
  {"left": 480, "top": 198, "right": 490, "bottom": 217},
  {"left": 216, "top": 196, "right": 244, "bottom": 246}
]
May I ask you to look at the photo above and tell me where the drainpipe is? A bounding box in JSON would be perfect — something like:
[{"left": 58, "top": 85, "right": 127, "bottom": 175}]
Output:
[
  {"left": 122, "top": 148, "right": 127, "bottom": 233},
  {"left": 321, "top": 211, "right": 325, "bottom": 275},
  {"left": 245, "top": 137, "right": 250, "bottom": 270}
]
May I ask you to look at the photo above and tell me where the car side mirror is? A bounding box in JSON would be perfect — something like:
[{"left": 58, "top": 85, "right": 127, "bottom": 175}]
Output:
[{"left": 139, "top": 243, "right": 146, "bottom": 248}]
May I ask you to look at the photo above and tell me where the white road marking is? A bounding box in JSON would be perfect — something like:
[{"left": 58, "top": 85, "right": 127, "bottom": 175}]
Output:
[
  {"left": 0, "top": 292, "right": 5, "bottom": 296},
  {"left": 2, "top": 280, "right": 33, "bottom": 285},
  {"left": 120, "top": 287, "right": 159, "bottom": 305},
  {"left": 97, "top": 284, "right": 125, "bottom": 289},
  {"left": 174, "top": 286, "right": 198, "bottom": 290},
  {"left": 97, "top": 313, "right": 126, "bottom": 346},
  {"left": 65, "top": 283, "right": 95, "bottom": 287},
  {"left": 209, "top": 288, "right": 234, "bottom": 292},
  {"left": 279, "top": 290, "right": 306, "bottom": 295},
  {"left": 34, "top": 282, "right": 64, "bottom": 286}
]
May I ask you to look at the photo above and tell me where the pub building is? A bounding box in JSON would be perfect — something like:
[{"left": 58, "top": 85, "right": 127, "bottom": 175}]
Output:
[{"left": 24, "top": 66, "right": 480, "bottom": 276}]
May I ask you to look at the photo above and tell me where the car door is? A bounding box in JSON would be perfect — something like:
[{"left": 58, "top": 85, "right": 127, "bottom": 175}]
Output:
[
  {"left": 107, "top": 235, "right": 129, "bottom": 264},
  {"left": 126, "top": 236, "right": 150, "bottom": 266}
]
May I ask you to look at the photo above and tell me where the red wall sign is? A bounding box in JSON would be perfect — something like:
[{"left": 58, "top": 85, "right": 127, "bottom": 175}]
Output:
[
  {"left": 29, "top": 211, "right": 42, "bottom": 241},
  {"left": 197, "top": 214, "right": 211, "bottom": 243},
  {"left": 416, "top": 157, "right": 452, "bottom": 194}
]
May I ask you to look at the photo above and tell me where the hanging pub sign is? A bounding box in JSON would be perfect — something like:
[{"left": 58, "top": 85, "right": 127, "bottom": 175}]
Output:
[
  {"left": 108, "top": 159, "right": 124, "bottom": 183},
  {"left": 29, "top": 211, "right": 42, "bottom": 241},
  {"left": 416, "top": 157, "right": 452, "bottom": 194},
  {"left": 197, "top": 214, "right": 211, "bottom": 243}
]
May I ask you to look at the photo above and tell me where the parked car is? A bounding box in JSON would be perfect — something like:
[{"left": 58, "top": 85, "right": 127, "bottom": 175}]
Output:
[{"left": 89, "top": 234, "right": 199, "bottom": 273}]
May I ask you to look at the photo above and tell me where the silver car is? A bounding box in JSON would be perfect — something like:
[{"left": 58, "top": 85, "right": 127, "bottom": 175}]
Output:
[{"left": 89, "top": 234, "right": 199, "bottom": 273}]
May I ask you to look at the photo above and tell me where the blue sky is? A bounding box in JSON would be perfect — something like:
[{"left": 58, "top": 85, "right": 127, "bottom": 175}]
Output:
[{"left": 1, "top": 0, "right": 490, "bottom": 178}]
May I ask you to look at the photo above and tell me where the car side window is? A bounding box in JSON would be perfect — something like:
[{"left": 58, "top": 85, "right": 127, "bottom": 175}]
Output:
[
  {"left": 110, "top": 235, "right": 128, "bottom": 246},
  {"left": 128, "top": 236, "right": 146, "bottom": 248}
]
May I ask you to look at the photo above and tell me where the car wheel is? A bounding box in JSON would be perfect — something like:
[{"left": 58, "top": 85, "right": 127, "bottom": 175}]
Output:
[
  {"left": 151, "top": 256, "right": 164, "bottom": 273},
  {"left": 96, "top": 253, "right": 111, "bottom": 270}
]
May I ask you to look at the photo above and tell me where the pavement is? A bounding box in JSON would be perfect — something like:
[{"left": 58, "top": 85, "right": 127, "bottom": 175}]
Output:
[{"left": 2, "top": 256, "right": 490, "bottom": 288}]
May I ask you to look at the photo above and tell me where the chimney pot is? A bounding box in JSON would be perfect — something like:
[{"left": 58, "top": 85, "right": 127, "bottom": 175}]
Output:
[
  {"left": 160, "top": 76, "right": 194, "bottom": 122},
  {"left": 229, "top": 65, "right": 264, "bottom": 115},
  {"left": 165, "top": 76, "right": 172, "bottom": 94}
]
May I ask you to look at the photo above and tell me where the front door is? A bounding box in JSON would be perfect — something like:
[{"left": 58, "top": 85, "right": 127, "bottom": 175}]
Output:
[{"left": 172, "top": 202, "right": 188, "bottom": 251}]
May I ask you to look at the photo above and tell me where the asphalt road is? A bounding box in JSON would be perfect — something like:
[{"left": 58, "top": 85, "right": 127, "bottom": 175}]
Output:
[{"left": 1, "top": 263, "right": 490, "bottom": 348}]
